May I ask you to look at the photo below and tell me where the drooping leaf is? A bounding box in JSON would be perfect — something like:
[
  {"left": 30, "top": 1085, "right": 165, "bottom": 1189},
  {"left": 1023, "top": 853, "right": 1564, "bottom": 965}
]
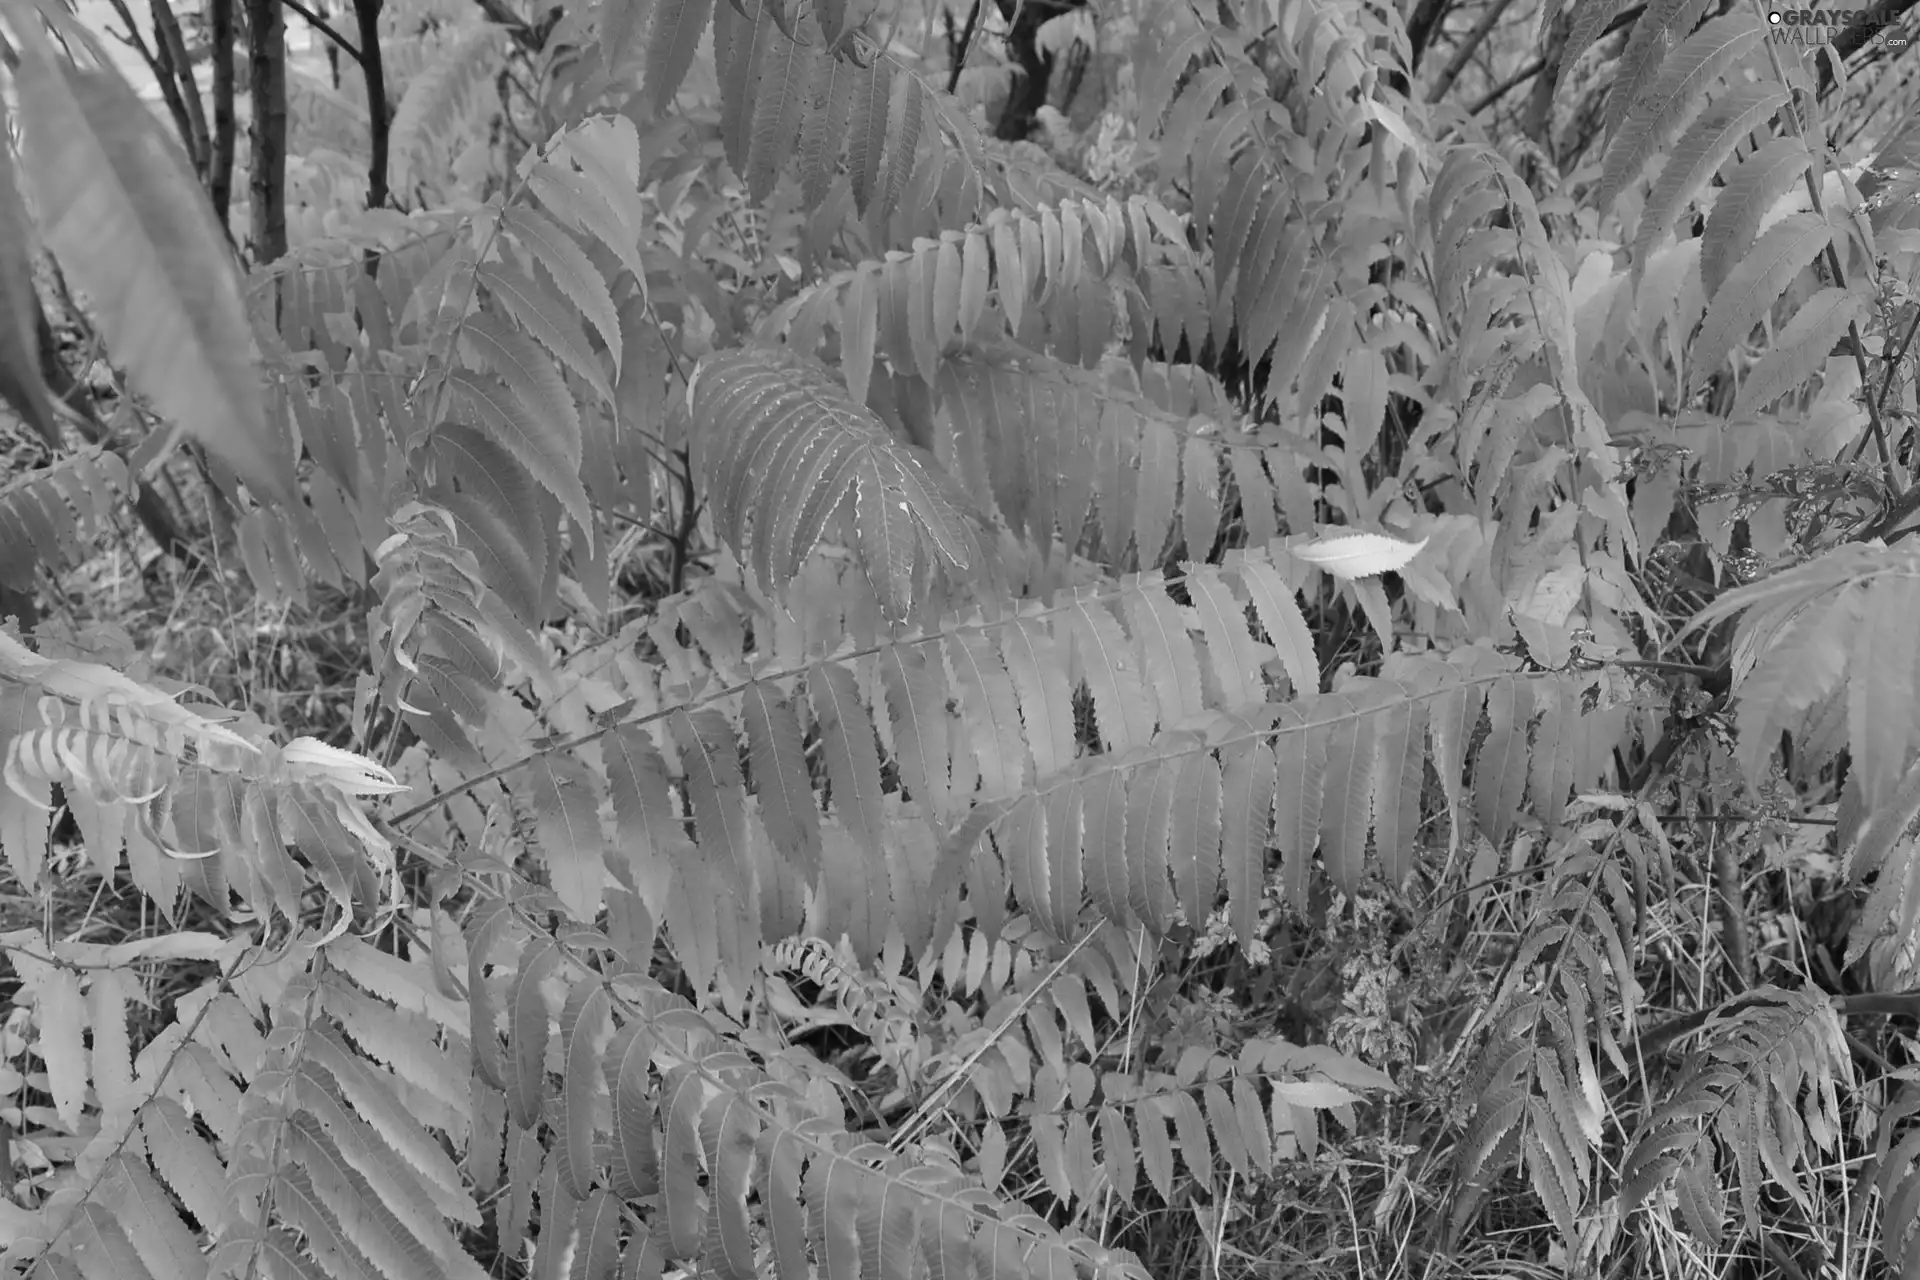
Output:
[
  {"left": 847, "top": 61, "right": 893, "bottom": 216},
  {"left": 1634, "top": 81, "right": 1787, "bottom": 270},
  {"left": 747, "top": 28, "right": 819, "bottom": 202},
  {"left": 1699, "top": 138, "right": 1813, "bottom": 301},
  {"left": 1731, "top": 287, "right": 1866, "bottom": 417},
  {"left": 448, "top": 368, "right": 593, "bottom": 536},
  {"left": 526, "top": 752, "right": 609, "bottom": 923},
  {"left": 687, "top": 346, "right": 985, "bottom": 620},
  {"left": 0, "top": 93, "right": 57, "bottom": 450},
  {"left": 1689, "top": 212, "right": 1832, "bottom": 393},
  {"left": 509, "top": 938, "right": 562, "bottom": 1131},
  {"left": 559, "top": 984, "right": 613, "bottom": 1199},
  {"left": 481, "top": 256, "right": 615, "bottom": 407},
  {"left": 1555, "top": 0, "right": 1629, "bottom": 100},
  {"left": 646, "top": 0, "right": 715, "bottom": 109},
  {"left": 741, "top": 682, "right": 822, "bottom": 876},
  {"left": 8, "top": 30, "right": 291, "bottom": 503}
]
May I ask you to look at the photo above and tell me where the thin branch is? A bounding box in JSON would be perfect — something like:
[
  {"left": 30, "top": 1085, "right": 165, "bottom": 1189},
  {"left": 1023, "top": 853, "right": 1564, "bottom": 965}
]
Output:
[
  {"left": 946, "top": 0, "right": 983, "bottom": 94},
  {"left": 1652, "top": 811, "right": 1836, "bottom": 825},
  {"left": 148, "top": 0, "right": 209, "bottom": 171},
  {"left": 593, "top": 503, "right": 685, "bottom": 543},
  {"left": 1469, "top": 53, "right": 1545, "bottom": 114},
  {"left": 1876, "top": 304, "right": 1920, "bottom": 420},
  {"left": 1637, "top": 987, "right": 1920, "bottom": 1057},
  {"left": 279, "top": 0, "right": 363, "bottom": 64},
  {"left": 887, "top": 928, "right": 1103, "bottom": 1152},
  {"left": 1472, "top": 3, "right": 1649, "bottom": 142},
  {"left": 1607, "top": 657, "right": 1725, "bottom": 680},
  {"left": 1850, "top": 318, "right": 1920, "bottom": 545},
  {"left": 99, "top": 0, "right": 198, "bottom": 158},
  {"left": 1426, "top": 0, "right": 1520, "bottom": 103}
]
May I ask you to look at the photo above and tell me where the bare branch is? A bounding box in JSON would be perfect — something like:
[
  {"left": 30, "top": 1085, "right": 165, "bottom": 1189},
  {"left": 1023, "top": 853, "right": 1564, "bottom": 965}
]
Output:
[{"left": 1426, "top": 0, "right": 1521, "bottom": 103}]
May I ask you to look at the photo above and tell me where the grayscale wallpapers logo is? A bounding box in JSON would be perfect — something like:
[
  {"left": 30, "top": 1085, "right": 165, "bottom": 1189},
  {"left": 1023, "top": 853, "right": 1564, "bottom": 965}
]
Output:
[{"left": 1767, "top": 8, "right": 1911, "bottom": 47}]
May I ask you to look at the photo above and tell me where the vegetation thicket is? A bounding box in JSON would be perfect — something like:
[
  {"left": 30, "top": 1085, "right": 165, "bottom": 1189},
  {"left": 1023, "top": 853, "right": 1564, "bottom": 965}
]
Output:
[{"left": 0, "top": 0, "right": 1918, "bottom": 1274}]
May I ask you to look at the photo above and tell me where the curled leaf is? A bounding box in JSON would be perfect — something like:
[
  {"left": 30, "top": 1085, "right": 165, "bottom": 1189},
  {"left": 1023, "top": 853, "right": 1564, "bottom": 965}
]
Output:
[{"left": 277, "top": 738, "right": 409, "bottom": 795}]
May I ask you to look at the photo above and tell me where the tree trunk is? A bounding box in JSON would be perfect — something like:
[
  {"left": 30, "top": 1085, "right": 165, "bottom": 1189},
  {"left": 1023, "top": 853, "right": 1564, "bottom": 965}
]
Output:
[
  {"left": 247, "top": 0, "right": 288, "bottom": 264},
  {"left": 354, "top": 0, "right": 391, "bottom": 210},
  {"left": 209, "top": 0, "right": 237, "bottom": 224},
  {"left": 991, "top": 0, "right": 1083, "bottom": 141}
]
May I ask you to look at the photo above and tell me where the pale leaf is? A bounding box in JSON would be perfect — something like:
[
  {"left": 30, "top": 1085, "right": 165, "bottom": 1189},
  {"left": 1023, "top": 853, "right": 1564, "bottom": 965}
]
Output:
[
  {"left": 1291, "top": 533, "right": 1428, "bottom": 580},
  {"left": 9, "top": 40, "right": 290, "bottom": 503}
]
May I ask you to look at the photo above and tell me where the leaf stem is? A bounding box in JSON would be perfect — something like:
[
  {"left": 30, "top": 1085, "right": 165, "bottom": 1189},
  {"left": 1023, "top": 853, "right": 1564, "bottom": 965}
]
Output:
[
  {"left": 1874, "top": 303, "right": 1920, "bottom": 420},
  {"left": 886, "top": 925, "right": 1102, "bottom": 1152}
]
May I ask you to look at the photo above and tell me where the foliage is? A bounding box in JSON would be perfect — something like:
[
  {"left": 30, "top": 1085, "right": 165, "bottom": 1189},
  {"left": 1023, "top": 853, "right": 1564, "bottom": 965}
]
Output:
[{"left": 0, "top": 0, "right": 1917, "bottom": 1275}]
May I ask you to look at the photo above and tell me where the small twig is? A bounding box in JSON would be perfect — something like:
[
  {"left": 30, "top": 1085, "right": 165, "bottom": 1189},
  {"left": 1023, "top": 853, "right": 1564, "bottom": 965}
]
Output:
[
  {"left": 641, "top": 297, "right": 691, "bottom": 388},
  {"left": 1875, "top": 305, "right": 1920, "bottom": 420},
  {"left": 665, "top": 450, "right": 703, "bottom": 596},
  {"left": 1606, "top": 657, "right": 1725, "bottom": 680},
  {"left": 593, "top": 502, "right": 683, "bottom": 544},
  {"left": 1652, "top": 811, "right": 1836, "bottom": 826}
]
